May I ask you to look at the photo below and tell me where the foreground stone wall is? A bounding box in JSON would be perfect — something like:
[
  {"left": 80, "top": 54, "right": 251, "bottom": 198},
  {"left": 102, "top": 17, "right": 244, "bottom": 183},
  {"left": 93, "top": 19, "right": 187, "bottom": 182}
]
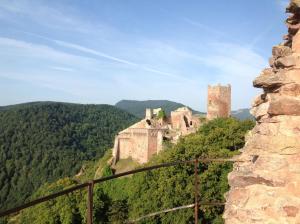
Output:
[
  {"left": 207, "top": 84, "right": 231, "bottom": 120},
  {"left": 224, "top": 1, "right": 300, "bottom": 223}
]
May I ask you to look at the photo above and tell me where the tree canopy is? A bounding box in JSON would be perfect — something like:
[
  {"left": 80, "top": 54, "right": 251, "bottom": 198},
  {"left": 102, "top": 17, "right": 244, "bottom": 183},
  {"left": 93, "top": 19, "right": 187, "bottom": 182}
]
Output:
[{"left": 0, "top": 102, "right": 137, "bottom": 210}]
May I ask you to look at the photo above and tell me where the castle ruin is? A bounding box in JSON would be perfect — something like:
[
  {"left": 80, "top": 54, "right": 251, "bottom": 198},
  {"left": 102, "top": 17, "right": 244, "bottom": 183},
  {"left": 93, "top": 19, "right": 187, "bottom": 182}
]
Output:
[
  {"left": 113, "top": 107, "right": 200, "bottom": 164},
  {"left": 207, "top": 84, "right": 231, "bottom": 120},
  {"left": 113, "top": 84, "right": 233, "bottom": 165}
]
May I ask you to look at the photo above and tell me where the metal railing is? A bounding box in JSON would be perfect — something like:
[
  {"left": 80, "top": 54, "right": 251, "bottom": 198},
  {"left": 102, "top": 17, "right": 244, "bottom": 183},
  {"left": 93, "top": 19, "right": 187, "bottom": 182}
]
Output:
[{"left": 0, "top": 157, "right": 254, "bottom": 224}]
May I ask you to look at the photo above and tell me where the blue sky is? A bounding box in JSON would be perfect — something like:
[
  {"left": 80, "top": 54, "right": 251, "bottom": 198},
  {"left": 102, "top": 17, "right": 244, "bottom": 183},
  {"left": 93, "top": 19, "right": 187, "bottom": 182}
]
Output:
[{"left": 0, "top": 0, "right": 289, "bottom": 111}]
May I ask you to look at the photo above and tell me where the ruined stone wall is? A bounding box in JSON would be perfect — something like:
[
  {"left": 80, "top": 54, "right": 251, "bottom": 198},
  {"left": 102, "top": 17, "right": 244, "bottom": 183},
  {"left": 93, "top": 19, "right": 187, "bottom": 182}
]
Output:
[
  {"left": 147, "top": 129, "right": 160, "bottom": 160},
  {"left": 170, "top": 112, "right": 182, "bottom": 129},
  {"left": 118, "top": 137, "right": 132, "bottom": 159},
  {"left": 207, "top": 84, "right": 231, "bottom": 120},
  {"left": 224, "top": 1, "right": 300, "bottom": 223},
  {"left": 114, "top": 129, "right": 149, "bottom": 164},
  {"left": 113, "top": 108, "right": 200, "bottom": 164},
  {"left": 129, "top": 129, "right": 149, "bottom": 164},
  {"left": 171, "top": 108, "right": 192, "bottom": 130},
  {"left": 157, "top": 130, "right": 163, "bottom": 153}
]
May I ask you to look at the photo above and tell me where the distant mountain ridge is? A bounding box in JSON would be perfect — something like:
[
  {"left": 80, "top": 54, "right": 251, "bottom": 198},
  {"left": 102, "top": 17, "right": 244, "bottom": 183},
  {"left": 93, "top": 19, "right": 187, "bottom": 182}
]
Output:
[
  {"left": 231, "top": 108, "right": 254, "bottom": 120},
  {"left": 115, "top": 100, "right": 203, "bottom": 118},
  {"left": 115, "top": 100, "right": 253, "bottom": 120}
]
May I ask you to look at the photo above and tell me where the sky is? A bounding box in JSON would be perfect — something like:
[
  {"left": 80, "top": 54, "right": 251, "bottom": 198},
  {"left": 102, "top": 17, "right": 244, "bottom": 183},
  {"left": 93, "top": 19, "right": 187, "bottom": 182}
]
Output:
[{"left": 0, "top": 0, "right": 290, "bottom": 111}]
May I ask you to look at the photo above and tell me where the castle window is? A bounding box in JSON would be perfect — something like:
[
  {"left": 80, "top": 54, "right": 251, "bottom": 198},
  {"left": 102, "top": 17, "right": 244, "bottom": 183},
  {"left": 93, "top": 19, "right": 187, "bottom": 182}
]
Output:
[{"left": 146, "top": 119, "right": 151, "bottom": 125}]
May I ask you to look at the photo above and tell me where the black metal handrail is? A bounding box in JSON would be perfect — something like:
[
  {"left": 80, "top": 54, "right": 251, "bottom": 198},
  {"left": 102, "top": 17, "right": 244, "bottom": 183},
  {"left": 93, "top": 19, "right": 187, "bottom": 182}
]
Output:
[{"left": 0, "top": 157, "right": 253, "bottom": 224}]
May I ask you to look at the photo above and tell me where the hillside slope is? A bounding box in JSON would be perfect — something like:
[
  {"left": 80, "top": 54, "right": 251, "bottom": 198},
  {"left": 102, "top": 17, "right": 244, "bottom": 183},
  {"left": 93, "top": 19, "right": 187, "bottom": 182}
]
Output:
[
  {"left": 115, "top": 100, "right": 202, "bottom": 118},
  {"left": 0, "top": 102, "right": 137, "bottom": 210}
]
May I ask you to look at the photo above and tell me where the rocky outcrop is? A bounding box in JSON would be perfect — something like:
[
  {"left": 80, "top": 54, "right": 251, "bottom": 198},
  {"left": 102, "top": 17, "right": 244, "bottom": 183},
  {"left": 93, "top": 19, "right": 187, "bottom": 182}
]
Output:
[{"left": 223, "top": 1, "right": 300, "bottom": 223}]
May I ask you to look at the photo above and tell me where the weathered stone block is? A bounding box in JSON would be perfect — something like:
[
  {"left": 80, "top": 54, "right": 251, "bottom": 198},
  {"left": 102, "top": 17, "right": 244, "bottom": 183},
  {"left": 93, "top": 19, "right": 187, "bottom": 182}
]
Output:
[
  {"left": 293, "top": 30, "right": 300, "bottom": 53},
  {"left": 272, "top": 45, "right": 292, "bottom": 58},
  {"left": 250, "top": 101, "right": 269, "bottom": 119},
  {"left": 253, "top": 69, "right": 286, "bottom": 88},
  {"left": 275, "top": 55, "right": 296, "bottom": 67},
  {"left": 268, "top": 95, "right": 300, "bottom": 116},
  {"left": 280, "top": 83, "right": 300, "bottom": 96}
]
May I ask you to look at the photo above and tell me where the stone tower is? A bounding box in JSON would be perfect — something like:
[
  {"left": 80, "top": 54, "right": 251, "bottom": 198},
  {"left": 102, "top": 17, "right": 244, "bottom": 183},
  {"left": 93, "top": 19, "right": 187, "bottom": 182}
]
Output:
[
  {"left": 207, "top": 84, "right": 231, "bottom": 120},
  {"left": 223, "top": 1, "right": 300, "bottom": 223}
]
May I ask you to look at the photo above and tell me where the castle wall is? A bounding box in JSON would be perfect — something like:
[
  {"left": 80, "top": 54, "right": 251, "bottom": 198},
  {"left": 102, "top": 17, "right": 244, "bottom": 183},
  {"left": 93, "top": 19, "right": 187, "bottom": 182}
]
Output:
[
  {"left": 147, "top": 129, "right": 164, "bottom": 160},
  {"left": 157, "top": 130, "right": 163, "bottom": 153},
  {"left": 118, "top": 137, "right": 132, "bottom": 159},
  {"left": 207, "top": 84, "right": 231, "bottom": 120},
  {"left": 171, "top": 108, "right": 193, "bottom": 132},
  {"left": 129, "top": 129, "right": 149, "bottom": 164},
  {"left": 171, "top": 112, "right": 182, "bottom": 129}
]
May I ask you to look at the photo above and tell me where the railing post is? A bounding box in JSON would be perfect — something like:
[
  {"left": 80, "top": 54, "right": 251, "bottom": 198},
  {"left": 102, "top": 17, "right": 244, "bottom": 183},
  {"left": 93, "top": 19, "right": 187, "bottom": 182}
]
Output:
[
  {"left": 194, "top": 158, "right": 199, "bottom": 224},
  {"left": 87, "top": 181, "right": 94, "bottom": 224}
]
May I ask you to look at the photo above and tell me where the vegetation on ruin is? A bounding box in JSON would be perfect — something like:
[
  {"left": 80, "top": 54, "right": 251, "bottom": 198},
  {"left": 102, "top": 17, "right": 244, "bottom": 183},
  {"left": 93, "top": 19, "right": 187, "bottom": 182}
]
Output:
[
  {"left": 0, "top": 102, "right": 138, "bottom": 211},
  {"left": 156, "top": 109, "right": 167, "bottom": 120},
  {"left": 17, "top": 117, "right": 254, "bottom": 224}
]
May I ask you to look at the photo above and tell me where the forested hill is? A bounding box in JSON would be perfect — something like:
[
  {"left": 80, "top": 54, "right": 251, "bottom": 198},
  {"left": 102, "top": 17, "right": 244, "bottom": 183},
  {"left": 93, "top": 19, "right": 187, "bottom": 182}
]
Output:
[
  {"left": 0, "top": 102, "right": 137, "bottom": 210},
  {"left": 115, "top": 100, "right": 203, "bottom": 118}
]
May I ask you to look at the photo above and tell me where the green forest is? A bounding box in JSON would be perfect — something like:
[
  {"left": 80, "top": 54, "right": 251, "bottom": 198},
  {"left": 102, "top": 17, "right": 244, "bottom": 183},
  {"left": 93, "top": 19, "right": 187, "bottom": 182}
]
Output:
[
  {"left": 12, "top": 117, "right": 254, "bottom": 224},
  {"left": 0, "top": 102, "right": 137, "bottom": 211}
]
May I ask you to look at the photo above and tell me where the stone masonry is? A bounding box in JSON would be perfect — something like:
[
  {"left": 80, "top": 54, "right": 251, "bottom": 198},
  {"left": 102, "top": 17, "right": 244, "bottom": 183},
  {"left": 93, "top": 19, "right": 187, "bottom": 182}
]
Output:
[
  {"left": 223, "top": 1, "right": 300, "bottom": 223},
  {"left": 207, "top": 84, "right": 231, "bottom": 120}
]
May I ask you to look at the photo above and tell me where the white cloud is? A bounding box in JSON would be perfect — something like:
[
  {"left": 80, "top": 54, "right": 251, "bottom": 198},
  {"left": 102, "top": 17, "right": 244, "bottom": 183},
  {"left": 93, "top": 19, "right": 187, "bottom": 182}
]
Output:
[
  {"left": 203, "top": 43, "right": 267, "bottom": 76},
  {"left": 183, "top": 17, "right": 243, "bottom": 44},
  {"left": 54, "top": 39, "right": 192, "bottom": 81},
  {"left": 0, "top": 37, "right": 98, "bottom": 69},
  {"left": 0, "top": 0, "right": 113, "bottom": 34},
  {"left": 54, "top": 40, "right": 137, "bottom": 66},
  {"left": 50, "top": 66, "right": 75, "bottom": 72},
  {"left": 0, "top": 36, "right": 181, "bottom": 80}
]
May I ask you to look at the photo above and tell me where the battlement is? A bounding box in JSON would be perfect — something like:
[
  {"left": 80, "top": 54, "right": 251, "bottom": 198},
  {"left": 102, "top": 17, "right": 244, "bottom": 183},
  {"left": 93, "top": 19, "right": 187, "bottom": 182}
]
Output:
[{"left": 208, "top": 84, "right": 231, "bottom": 92}]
